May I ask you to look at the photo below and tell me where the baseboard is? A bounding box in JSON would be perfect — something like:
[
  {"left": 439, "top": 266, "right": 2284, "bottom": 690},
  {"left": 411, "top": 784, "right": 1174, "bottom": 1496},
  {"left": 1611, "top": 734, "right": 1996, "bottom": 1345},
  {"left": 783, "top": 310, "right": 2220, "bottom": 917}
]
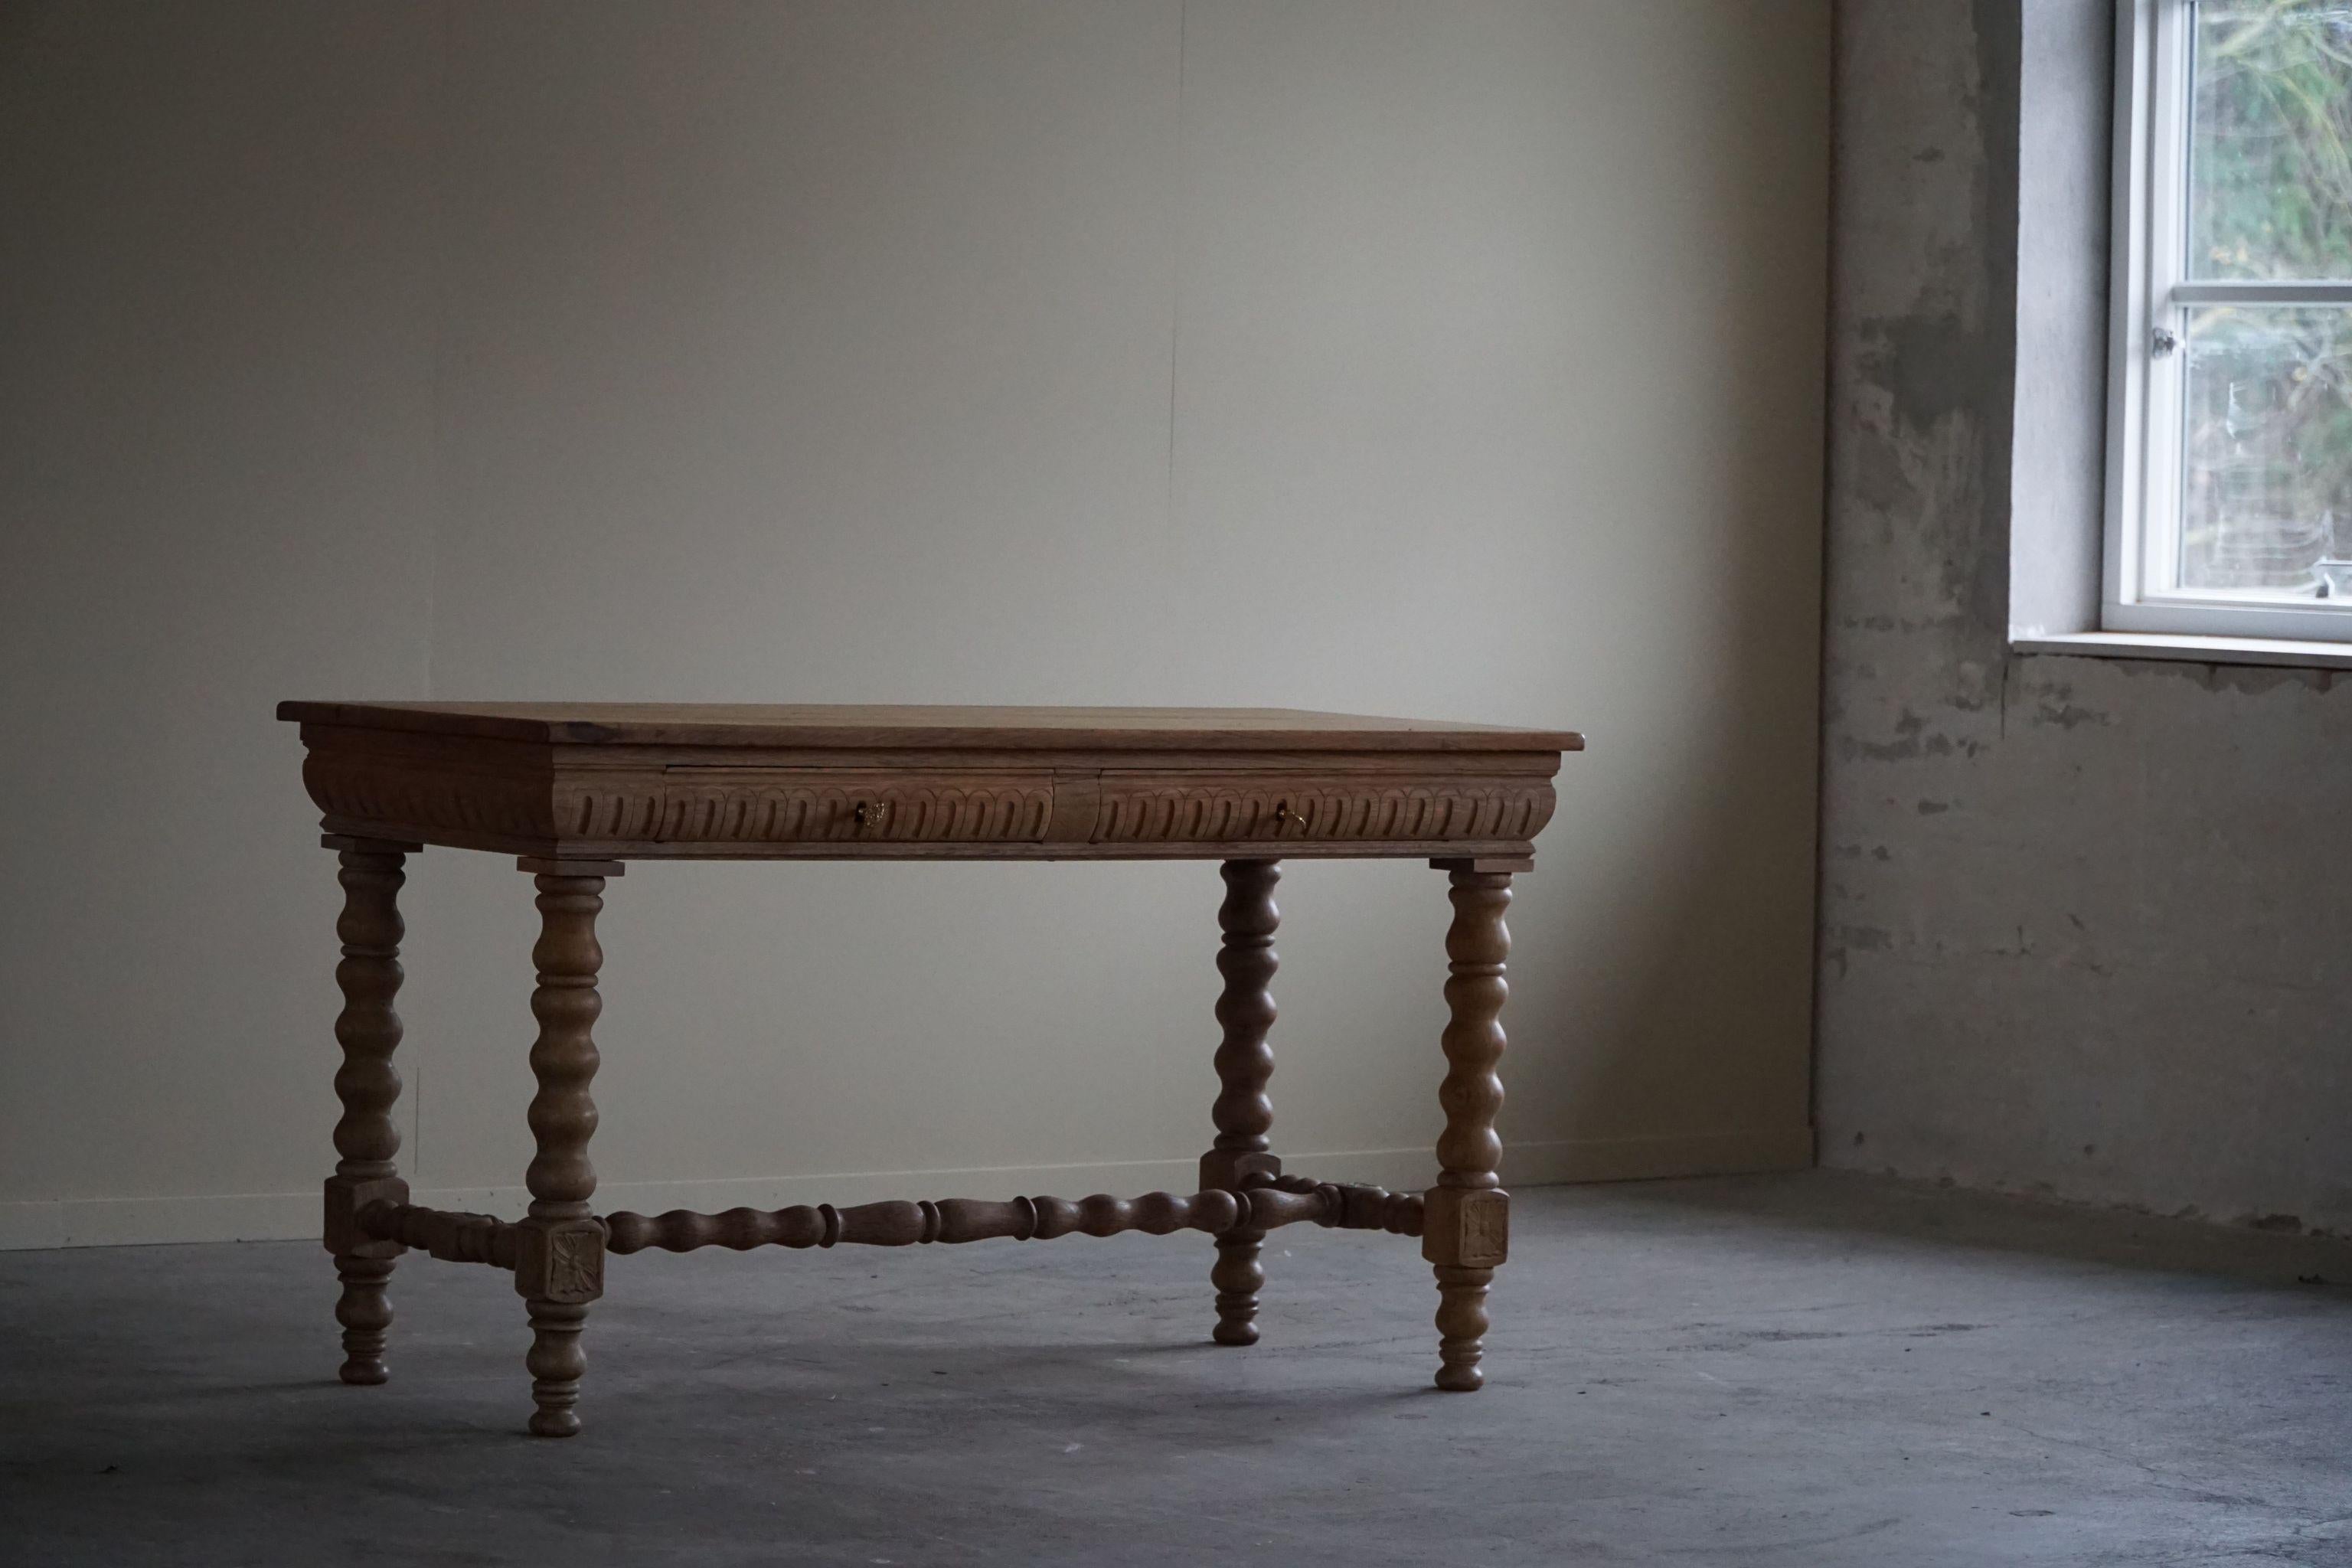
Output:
[{"left": 0, "top": 1126, "right": 1813, "bottom": 1250}]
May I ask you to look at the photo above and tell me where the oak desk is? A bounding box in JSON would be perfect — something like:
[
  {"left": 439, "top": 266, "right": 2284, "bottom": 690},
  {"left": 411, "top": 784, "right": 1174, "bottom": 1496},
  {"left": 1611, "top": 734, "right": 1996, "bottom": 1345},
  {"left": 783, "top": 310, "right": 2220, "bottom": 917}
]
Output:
[{"left": 278, "top": 702, "right": 1579, "bottom": 1436}]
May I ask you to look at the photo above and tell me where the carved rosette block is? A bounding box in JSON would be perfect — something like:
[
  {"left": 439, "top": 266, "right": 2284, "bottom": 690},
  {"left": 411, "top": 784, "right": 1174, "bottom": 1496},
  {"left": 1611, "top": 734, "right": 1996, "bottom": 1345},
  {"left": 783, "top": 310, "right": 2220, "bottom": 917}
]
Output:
[
  {"left": 515, "top": 1219, "right": 607, "bottom": 1303},
  {"left": 1423, "top": 867, "right": 1512, "bottom": 1392},
  {"left": 322, "top": 839, "right": 412, "bottom": 1385},
  {"left": 1201, "top": 859, "right": 1279, "bottom": 1348},
  {"left": 513, "top": 863, "right": 616, "bottom": 1437}
]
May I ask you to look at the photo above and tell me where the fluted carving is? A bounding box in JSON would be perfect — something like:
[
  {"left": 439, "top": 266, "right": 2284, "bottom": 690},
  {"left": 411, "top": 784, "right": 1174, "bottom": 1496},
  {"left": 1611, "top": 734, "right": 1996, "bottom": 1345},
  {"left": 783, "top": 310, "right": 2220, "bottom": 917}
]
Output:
[
  {"left": 1094, "top": 777, "right": 1553, "bottom": 845},
  {"left": 325, "top": 844, "right": 408, "bottom": 1385},
  {"left": 515, "top": 869, "right": 610, "bottom": 1438},
  {"left": 654, "top": 776, "right": 1055, "bottom": 844},
  {"left": 1424, "top": 868, "right": 1512, "bottom": 1392},
  {"left": 1202, "top": 859, "right": 1279, "bottom": 1347}
]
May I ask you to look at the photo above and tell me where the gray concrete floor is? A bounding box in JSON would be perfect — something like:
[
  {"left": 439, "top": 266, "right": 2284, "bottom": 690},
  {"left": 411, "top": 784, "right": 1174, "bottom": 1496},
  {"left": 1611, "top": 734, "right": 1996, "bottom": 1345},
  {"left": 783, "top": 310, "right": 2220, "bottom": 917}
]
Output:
[{"left": 3, "top": 1173, "right": 2350, "bottom": 1567}]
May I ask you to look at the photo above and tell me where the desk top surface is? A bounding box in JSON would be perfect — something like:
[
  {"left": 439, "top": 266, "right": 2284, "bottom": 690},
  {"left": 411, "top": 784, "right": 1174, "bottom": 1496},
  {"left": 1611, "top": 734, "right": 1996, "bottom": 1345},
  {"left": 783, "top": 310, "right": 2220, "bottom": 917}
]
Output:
[{"left": 278, "top": 702, "right": 1582, "bottom": 754}]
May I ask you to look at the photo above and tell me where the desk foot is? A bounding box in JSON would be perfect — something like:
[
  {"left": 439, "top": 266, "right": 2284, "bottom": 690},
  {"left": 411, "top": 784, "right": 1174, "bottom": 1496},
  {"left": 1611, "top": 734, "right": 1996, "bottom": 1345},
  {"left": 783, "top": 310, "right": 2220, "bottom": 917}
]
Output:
[
  {"left": 1210, "top": 1230, "right": 1266, "bottom": 1346},
  {"left": 1432, "top": 1266, "right": 1492, "bottom": 1390},
  {"left": 334, "top": 1258, "right": 395, "bottom": 1384},
  {"left": 525, "top": 1301, "right": 588, "bottom": 1436}
]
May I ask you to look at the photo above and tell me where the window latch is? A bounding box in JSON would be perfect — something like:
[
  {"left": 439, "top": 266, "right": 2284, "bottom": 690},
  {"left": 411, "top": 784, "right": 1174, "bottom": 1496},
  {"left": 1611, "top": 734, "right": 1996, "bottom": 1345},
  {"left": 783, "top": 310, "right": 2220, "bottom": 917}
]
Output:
[{"left": 2151, "top": 327, "right": 2178, "bottom": 358}]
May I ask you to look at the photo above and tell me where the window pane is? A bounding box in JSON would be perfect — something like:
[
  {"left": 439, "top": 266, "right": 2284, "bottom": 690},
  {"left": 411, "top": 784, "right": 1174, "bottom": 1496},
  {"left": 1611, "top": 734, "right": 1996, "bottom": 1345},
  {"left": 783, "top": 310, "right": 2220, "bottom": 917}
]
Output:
[
  {"left": 2180, "top": 304, "right": 2352, "bottom": 596},
  {"left": 2190, "top": 2, "right": 2352, "bottom": 281}
]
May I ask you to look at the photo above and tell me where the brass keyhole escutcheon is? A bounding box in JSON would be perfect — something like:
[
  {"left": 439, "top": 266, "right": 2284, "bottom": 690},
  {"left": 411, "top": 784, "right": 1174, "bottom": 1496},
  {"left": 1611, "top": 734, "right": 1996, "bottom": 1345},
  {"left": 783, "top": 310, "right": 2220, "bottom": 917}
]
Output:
[
  {"left": 1273, "top": 800, "right": 1291, "bottom": 831},
  {"left": 854, "top": 799, "right": 887, "bottom": 830}
]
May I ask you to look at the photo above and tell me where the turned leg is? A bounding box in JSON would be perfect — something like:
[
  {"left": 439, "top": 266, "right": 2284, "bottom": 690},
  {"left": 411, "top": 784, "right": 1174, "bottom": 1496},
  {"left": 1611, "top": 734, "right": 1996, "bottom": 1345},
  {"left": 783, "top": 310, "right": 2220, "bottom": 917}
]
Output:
[
  {"left": 511, "top": 859, "right": 619, "bottom": 1438},
  {"left": 1200, "top": 859, "right": 1279, "bottom": 1347},
  {"left": 1423, "top": 862, "right": 1514, "bottom": 1392},
  {"left": 319, "top": 835, "right": 418, "bottom": 1386}
]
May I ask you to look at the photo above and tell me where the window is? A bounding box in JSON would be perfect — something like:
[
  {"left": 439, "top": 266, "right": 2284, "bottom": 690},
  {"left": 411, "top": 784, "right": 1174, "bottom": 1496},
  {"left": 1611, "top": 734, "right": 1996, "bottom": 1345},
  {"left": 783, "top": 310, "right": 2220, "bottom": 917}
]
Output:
[{"left": 2108, "top": 0, "right": 2352, "bottom": 640}]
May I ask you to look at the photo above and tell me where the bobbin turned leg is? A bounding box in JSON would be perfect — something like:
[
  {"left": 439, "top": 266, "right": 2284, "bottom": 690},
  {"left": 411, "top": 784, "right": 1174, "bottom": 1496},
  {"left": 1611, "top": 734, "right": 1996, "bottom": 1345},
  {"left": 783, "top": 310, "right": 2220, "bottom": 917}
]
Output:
[
  {"left": 1200, "top": 859, "right": 1279, "bottom": 1347},
  {"left": 320, "top": 835, "right": 419, "bottom": 1386},
  {"left": 511, "top": 859, "right": 619, "bottom": 1438},
  {"left": 1424, "top": 862, "right": 1515, "bottom": 1392}
]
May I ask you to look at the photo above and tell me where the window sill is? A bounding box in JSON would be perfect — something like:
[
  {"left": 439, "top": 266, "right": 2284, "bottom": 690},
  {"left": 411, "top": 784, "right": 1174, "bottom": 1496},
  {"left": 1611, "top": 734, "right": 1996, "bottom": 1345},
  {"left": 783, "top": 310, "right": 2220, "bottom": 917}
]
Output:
[{"left": 2012, "top": 630, "right": 2352, "bottom": 670}]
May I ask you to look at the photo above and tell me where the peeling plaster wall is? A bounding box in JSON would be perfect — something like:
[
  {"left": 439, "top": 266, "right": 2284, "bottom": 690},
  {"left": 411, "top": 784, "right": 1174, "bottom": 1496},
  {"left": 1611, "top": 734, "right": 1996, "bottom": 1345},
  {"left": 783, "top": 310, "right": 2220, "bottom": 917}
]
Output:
[{"left": 1818, "top": 0, "right": 2352, "bottom": 1234}]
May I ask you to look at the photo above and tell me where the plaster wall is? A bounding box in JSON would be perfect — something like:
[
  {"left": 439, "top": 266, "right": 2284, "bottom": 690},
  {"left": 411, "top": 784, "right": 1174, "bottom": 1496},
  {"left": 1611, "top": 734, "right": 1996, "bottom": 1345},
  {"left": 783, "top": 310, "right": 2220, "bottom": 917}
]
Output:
[
  {"left": 0, "top": 1, "right": 1831, "bottom": 1246},
  {"left": 1819, "top": 0, "right": 2352, "bottom": 1233}
]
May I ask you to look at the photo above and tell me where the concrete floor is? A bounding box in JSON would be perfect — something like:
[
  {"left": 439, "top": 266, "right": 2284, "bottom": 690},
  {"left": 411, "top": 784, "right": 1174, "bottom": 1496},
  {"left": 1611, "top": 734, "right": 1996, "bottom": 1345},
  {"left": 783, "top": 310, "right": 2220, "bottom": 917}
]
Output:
[{"left": 3, "top": 1174, "right": 2350, "bottom": 1567}]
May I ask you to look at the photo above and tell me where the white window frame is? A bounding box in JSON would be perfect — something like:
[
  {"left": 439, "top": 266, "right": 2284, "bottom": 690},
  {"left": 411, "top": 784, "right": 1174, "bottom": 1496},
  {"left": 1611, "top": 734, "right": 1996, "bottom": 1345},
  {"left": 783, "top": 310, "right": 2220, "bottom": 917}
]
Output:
[{"left": 2105, "top": 0, "right": 2352, "bottom": 642}]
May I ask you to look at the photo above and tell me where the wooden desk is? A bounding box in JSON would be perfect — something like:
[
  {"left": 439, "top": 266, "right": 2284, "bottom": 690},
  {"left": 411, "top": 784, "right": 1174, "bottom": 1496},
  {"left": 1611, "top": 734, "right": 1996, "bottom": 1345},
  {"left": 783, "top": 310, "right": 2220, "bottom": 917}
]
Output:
[{"left": 278, "top": 703, "right": 1579, "bottom": 1436}]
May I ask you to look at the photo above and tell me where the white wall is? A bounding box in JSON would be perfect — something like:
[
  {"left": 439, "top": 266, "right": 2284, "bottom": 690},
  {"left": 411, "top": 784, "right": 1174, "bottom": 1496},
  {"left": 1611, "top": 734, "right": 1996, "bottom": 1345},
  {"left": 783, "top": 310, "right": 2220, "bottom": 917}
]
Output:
[{"left": 0, "top": 1, "right": 1831, "bottom": 1246}]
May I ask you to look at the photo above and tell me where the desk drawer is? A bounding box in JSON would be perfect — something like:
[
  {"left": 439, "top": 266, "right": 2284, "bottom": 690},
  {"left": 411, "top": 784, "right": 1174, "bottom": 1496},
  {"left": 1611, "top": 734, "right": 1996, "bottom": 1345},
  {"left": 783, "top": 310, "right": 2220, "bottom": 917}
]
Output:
[
  {"left": 657, "top": 769, "right": 1057, "bottom": 844},
  {"left": 1091, "top": 772, "right": 1553, "bottom": 845}
]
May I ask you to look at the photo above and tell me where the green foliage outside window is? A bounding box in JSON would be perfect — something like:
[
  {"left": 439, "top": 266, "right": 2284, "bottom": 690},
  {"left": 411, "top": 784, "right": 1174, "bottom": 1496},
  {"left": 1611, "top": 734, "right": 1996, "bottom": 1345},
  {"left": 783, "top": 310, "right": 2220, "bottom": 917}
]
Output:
[{"left": 2182, "top": 1, "right": 2352, "bottom": 591}]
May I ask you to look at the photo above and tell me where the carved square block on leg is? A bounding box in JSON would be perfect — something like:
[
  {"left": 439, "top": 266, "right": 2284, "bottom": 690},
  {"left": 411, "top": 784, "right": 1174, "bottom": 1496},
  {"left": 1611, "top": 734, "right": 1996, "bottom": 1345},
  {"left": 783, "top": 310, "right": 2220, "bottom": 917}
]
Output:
[
  {"left": 1421, "top": 1186, "right": 1509, "bottom": 1269},
  {"left": 512, "top": 1219, "right": 606, "bottom": 1305},
  {"left": 1199, "top": 1149, "right": 1282, "bottom": 1193},
  {"left": 323, "top": 1174, "right": 409, "bottom": 1259}
]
